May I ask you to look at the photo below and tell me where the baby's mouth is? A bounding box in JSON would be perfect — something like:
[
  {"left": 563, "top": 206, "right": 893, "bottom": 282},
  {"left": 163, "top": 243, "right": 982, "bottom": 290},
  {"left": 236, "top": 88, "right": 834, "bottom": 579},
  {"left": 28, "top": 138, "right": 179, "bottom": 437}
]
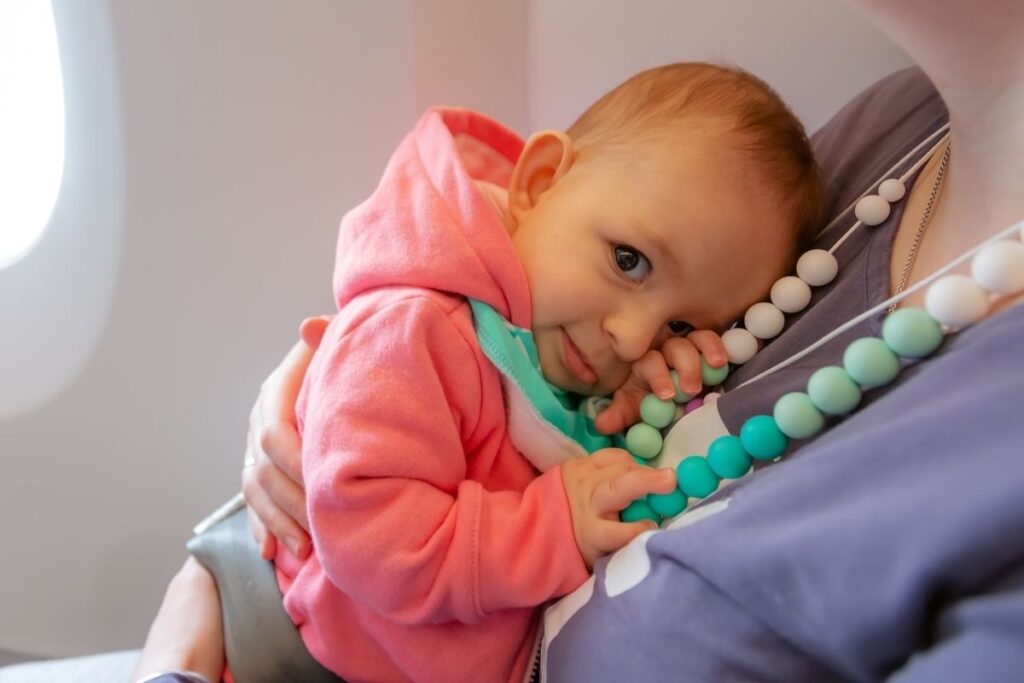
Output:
[{"left": 561, "top": 329, "right": 598, "bottom": 386}]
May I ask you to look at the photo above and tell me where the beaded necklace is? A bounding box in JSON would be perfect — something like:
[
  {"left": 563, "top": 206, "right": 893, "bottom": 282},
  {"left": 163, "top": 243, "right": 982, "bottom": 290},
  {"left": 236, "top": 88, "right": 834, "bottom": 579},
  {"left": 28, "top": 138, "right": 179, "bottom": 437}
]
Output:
[{"left": 619, "top": 131, "right": 1024, "bottom": 524}]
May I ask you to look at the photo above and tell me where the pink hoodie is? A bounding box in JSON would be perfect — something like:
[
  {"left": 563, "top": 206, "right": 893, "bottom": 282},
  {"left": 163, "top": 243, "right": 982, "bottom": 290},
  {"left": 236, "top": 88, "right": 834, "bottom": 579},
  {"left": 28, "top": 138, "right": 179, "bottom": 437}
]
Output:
[{"left": 274, "top": 109, "right": 590, "bottom": 683}]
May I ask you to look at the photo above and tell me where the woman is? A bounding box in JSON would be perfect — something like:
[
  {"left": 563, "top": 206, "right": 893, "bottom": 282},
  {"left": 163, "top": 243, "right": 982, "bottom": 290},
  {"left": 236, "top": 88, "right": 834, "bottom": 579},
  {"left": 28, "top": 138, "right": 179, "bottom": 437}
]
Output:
[
  {"left": 235, "top": 0, "right": 1024, "bottom": 680},
  {"left": 5, "top": 0, "right": 1015, "bottom": 681}
]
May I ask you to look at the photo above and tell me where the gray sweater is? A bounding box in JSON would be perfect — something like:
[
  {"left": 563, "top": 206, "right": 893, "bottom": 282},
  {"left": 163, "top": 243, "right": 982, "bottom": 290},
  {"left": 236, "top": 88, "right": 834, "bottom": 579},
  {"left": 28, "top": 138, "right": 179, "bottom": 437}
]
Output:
[{"left": 543, "top": 68, "right": 1024, "bottom": 682}]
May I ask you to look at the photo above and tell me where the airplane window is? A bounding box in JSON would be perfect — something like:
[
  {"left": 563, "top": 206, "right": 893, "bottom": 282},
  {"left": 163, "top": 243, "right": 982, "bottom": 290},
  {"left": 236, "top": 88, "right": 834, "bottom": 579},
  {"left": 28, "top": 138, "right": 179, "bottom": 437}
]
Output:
[{"left": 0, "top": 1, "right": 65, "bottom": 270}]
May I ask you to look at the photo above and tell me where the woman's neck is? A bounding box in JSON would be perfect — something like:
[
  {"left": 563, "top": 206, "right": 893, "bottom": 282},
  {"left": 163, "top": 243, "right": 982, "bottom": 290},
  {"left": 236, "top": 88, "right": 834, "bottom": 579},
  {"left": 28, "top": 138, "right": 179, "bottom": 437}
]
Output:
[{"left": 855, "top": 0, "right": 1024, "bottom": 247}]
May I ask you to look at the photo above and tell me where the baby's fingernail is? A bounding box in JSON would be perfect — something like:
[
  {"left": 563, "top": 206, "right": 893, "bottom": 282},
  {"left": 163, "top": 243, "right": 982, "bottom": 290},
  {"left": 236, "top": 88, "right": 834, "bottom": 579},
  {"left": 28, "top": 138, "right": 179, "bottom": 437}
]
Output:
[
  {"left": 286, "top": 537, "right": 299, "bottom": 555},
  {"left": 657, "top": 388, "right": 674, "bottom": 400}
]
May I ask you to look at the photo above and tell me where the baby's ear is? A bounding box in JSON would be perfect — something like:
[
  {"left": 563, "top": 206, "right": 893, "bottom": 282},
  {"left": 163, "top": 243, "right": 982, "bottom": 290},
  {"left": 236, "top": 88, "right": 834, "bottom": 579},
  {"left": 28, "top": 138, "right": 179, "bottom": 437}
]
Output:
[{"left": 508, "top": 130, "right": 575, "bottom": 221}]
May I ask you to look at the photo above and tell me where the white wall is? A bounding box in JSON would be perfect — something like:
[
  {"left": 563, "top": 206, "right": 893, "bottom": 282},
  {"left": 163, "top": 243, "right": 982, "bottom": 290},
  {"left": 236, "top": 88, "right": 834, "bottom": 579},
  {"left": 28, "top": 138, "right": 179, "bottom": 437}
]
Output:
[
  {"left": 0, "top": 0, "right": 908, "bottom": 657},
  {"left": 526, "top": 0, "right": 912, "bottom": 133}
]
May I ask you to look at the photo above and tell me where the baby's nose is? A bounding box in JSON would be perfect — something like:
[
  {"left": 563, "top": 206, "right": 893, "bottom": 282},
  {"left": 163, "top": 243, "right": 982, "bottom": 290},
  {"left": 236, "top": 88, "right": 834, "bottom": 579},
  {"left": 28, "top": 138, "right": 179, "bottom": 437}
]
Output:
[{"left": 606, "top": 313, "right": 662, "bottom": 362}]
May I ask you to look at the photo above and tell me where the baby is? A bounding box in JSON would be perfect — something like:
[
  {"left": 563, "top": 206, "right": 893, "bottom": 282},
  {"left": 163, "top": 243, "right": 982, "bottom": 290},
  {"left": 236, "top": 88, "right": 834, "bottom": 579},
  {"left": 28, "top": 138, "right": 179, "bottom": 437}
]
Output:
[{"left": 139, "top": 62, "right": 823, "bottom": 683}]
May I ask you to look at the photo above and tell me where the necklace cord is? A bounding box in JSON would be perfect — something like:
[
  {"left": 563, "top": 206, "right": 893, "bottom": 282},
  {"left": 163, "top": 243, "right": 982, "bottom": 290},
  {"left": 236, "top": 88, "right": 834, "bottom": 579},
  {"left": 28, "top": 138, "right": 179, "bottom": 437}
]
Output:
[{"left": 816, "top": 123, "right": 951, "bottom": 245}]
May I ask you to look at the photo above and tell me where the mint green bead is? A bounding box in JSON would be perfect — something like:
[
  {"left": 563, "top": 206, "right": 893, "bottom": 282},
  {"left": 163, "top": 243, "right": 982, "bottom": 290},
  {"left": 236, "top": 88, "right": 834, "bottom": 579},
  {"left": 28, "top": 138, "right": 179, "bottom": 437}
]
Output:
[
  {"left": 807, "top": 366, "right": 862, "bottom": 415},
  {"left": 625, "top": 423, "right": 663, "bottom": 459},
  {"left": 882, "top": 307, "right": 943, "bottom": 358},
  {"left": 669, "top": 370, "right": 695, "bottom": 403},
  {"left": 620, "top": 498, "right": 661, "bottom": 524},
  {"left": 773, "top": 392, "right": 825, "bottom": 439},
  {"left": 701, "top": 358, "right": 730, "bottom": 386},
  {"left": 632, "top": 455, "right": 649, "bottom": 466},
  {"left": 648, "top": 488, "right": 688, "bottom": 517},
  {"left": 707, "top": 435, "right": 751, "bottom": 479},
  {"left": 639, "top": 393, "right": 675, "bottom": 429},
  {"left": 739, "top": 415, "right": 788, "bottom": 461},
  {"left": 677, "top": 456, "right": 720, "bottom": 499},
  {"left": 843, "top": 337, "right": 900, "bottom": 388}
]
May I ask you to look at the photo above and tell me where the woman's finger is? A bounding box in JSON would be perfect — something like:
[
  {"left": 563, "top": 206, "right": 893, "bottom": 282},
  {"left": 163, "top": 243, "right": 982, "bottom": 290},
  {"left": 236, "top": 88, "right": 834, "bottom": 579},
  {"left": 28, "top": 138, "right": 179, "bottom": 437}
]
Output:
[
  {"left": 242, "top": 470, "right": 311, "bottom": 559},
  {"left": 299, "top": 315, "right": 332, "bottom": 350}
]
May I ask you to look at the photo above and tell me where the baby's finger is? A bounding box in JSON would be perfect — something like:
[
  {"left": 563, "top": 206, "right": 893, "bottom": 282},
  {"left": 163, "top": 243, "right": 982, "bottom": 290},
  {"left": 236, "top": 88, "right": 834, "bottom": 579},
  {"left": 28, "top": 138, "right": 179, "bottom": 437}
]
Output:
[
  {"left": 661, "top": 337, "right": 702, "bottom": 395},
  {"left": 687, "top": 329, "right": 728, "bottom": 367},
  {"left": 631, "top": 350, "right": 676, "bottom": 401},
  {"left": 593, "top": 392, "right": 638, "bottom": 434},
  {"left": 592, "top": 519, "right": 658, "bottom": 555},
  {"left": 592, "top": 467, "right": 677, "bottom": 513},
  {"left": 587, "top": 447, "right": 637, "bottom": 469}
]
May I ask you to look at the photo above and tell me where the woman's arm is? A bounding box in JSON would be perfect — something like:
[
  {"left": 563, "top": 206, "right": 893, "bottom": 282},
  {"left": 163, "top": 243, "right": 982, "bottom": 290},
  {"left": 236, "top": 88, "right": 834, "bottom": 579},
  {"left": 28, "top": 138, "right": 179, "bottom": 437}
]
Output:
[{"left": 241, "top": 316, "right": 330, "bottom": 560}]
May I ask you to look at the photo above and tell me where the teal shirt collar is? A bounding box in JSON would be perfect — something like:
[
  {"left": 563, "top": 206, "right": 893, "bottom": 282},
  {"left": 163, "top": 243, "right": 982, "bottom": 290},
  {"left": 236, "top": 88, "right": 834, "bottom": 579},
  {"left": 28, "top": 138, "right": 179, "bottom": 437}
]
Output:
[{"left": 469, "top": 299, "right": 614, "bottom": 454}]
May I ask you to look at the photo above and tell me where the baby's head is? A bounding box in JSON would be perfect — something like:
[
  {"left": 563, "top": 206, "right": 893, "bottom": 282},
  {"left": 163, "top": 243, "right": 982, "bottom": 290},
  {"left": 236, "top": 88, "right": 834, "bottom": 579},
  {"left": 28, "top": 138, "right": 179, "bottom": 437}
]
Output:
[{"left": 503, "top": 62, "right": 823, "bottom": 396}]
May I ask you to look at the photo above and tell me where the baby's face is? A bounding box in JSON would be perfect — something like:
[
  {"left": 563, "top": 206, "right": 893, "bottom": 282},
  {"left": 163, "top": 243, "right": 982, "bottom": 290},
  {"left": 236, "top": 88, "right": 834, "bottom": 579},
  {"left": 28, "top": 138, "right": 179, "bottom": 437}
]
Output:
[{"left": 510, "top": 134, "right": 793, "bottom": 396}]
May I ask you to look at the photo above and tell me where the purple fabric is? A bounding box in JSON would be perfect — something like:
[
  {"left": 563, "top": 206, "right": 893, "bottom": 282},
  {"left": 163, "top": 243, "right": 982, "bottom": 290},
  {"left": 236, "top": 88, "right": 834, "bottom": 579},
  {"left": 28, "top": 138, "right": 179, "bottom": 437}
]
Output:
[{"left": 543, "top": 68, "right": 1024, "bottom": 682}]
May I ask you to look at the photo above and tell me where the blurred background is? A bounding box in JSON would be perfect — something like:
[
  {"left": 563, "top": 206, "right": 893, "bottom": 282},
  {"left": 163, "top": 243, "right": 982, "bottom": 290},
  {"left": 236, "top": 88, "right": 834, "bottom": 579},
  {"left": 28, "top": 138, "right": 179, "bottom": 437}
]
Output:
[{"left": 0, "top": 0, "right": 911, "bottom": 659}]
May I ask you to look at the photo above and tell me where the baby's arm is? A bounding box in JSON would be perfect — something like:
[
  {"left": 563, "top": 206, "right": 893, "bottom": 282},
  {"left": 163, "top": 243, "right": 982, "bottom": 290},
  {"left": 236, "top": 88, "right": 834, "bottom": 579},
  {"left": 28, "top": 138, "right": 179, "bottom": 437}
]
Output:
[
  {"left": 594, "top": 330, "right": 728, "bottom": 434},
  {"left": 301, "top": 297, "right": 590, "bottom": 625},
  {"left": 561, "top": 449, "right": 677, "bottom": 568}
]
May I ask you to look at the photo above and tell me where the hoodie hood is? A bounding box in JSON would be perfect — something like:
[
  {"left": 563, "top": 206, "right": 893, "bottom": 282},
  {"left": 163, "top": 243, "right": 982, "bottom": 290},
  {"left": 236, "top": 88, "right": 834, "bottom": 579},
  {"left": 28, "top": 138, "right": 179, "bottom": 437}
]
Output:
[{"left": 332, "top": 108, "right": 532, "bottom": 328}]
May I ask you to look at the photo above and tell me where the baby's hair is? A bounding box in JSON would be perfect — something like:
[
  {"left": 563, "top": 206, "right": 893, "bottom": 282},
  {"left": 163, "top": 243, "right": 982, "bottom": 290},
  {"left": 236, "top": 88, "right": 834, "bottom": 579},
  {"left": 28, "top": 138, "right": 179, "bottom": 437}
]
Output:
[{"left": 567, "top": 62, "right": 824, "bottom": 257}]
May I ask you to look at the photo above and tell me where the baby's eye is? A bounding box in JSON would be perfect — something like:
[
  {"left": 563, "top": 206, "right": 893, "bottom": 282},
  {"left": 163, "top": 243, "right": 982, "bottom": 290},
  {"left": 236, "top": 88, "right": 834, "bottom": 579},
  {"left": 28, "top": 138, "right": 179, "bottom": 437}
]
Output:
[
  {"left": 668, "top": 320, "right": 694, "bottom": 336},
  {"left": 613, "top": 244, "right": 651, "bottom": 282}
]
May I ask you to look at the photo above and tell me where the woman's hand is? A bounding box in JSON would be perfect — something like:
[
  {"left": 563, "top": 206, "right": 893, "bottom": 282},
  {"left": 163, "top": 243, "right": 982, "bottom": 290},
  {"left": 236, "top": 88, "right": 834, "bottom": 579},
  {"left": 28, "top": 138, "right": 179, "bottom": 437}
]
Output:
[
  {"left": 594, "top": 330, "right": 727, "bottom": 434},
  {"left": 561, "top": 449, "right": 677, "bottom": 568},
  {"left": 241, "top": 316, "right": 330, "bottom": 560}
]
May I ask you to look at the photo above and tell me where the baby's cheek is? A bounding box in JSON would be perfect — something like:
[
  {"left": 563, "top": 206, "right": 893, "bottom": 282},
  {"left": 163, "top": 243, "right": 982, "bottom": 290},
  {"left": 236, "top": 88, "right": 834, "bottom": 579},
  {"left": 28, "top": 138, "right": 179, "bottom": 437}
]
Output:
[{"left": 600, "top": 365, "right": 632, "bottom": 397}]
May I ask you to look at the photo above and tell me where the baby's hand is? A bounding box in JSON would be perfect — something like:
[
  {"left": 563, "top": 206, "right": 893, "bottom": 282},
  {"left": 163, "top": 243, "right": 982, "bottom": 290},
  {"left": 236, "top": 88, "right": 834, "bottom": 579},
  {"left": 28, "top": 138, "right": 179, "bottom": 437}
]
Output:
[
  {"left": 594, "top": 330, "right": 728, "bottom": 434},
  {"left": 561, "top": 449, "right": 678, "bottom": 568}
]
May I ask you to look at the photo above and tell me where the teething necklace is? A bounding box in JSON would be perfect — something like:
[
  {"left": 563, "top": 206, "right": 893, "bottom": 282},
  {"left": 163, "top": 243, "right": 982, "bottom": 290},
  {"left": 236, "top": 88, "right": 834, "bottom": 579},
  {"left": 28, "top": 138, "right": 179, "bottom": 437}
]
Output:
[
  {"left": 618, "top": 128, "right": 1024, "bottom": 523},
  {"left": 719, "top": 125, "right": 953, "bottom": 366}
]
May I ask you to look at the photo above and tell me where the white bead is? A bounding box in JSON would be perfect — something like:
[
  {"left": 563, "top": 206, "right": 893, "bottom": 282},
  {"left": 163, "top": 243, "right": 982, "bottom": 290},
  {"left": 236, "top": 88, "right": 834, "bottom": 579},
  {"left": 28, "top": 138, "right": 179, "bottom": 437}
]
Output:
[
  {"left": 925, "top": 274, "right": 990, "bottom": 328},
  {"left": 770, "top": 276, "right": 812, "bottom": 313},
  {"left": 722, "top": 327, "right": 759, "bottom": 364},
  {"left": 854, "top": 195, "right": 891, "bottom": 226},
  {"left": 796, "top": 249, "right": 839, "bottom": 286},
  {"left": 971, "top": 240, "right": 1024, "bottom": 294},
  {"left": 744, "top": 302, "right": 786, "bottom": 340},
  {"left": 878, "top": 178, "right": 906, "bottom": 202},
  {"left": 703, "top": 392, "right": 720, "bottom": 404}
]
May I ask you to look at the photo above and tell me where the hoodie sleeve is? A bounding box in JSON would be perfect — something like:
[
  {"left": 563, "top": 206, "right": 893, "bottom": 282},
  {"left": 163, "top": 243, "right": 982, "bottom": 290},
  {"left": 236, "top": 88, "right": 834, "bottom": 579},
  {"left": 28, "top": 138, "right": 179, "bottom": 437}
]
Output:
[{"left": 301, "top": 294, "right": 589, "bottom": 626}]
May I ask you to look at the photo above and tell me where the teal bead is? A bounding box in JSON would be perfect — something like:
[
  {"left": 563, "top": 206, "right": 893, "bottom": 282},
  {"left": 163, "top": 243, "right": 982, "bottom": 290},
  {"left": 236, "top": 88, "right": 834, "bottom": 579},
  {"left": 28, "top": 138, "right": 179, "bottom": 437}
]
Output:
[
  {"left": 773, "top": 392, "right": 825, "bottom": 439},
  {"left": 707, "top": 435, "right": 752, "bottom": 479},
  {"left": 669, "top": 370, "right": 695, "bottom": 403},
  {"left": 639, "top": 393, "right": 676, "bottom": 429},
  {"left": 611, "top": 432, "right": 629, "bottom": 451},
  {"left": 676, "top": 456, "right": 720, "bottom": 499},
  {"left": 625, "top": 423, "right": 663, "bottom": 459},
  {"left": 807, "top": 366, "right": 862, "bottom": 415},
  {"left": 881, "top": 307, "right": 944, "bottom": 358},
  {"left": 701, "top": 358, "right": 730, "bottom": 386},
  {"left": 648, "top": 488, "right": 688, "bottom": 517},
  {"left": 620, "top": 498, "right": 661, "bottom": 524},
  {"left": 739, "top": 415, "right": 788, "bottom": 461},
  {"left": 843, "top": 337, "right": 900, "bottom": 388}
]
